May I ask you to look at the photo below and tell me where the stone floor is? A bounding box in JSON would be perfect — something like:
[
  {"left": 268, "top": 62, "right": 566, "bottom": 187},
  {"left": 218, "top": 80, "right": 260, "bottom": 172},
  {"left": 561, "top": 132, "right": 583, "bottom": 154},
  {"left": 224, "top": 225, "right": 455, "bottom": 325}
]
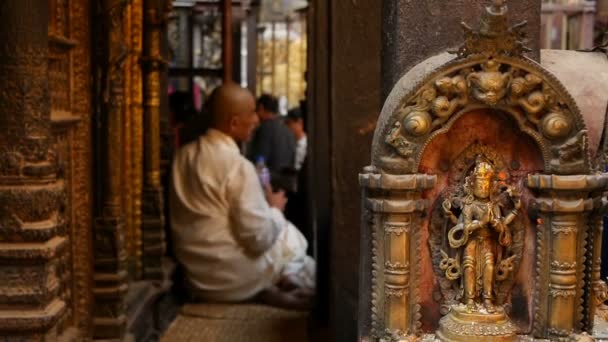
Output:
[{"left": 161, "top": 303, "right": 311, "bottom": 342}]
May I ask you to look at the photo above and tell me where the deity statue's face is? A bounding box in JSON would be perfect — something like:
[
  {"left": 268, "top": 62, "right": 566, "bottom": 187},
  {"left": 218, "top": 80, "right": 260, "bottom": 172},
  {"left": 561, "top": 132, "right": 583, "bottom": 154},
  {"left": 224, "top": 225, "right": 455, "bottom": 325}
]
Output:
[{"left": 473, "top": 177, "right": 491, "bottom": 199}]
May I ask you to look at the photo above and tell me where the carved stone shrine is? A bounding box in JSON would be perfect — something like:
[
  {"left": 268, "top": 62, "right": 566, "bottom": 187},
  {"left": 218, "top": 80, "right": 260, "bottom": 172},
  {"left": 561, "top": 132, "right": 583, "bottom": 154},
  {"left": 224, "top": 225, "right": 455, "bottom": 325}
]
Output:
[{"left": 359, "top": 1, "right": 608, "bottom": 341}]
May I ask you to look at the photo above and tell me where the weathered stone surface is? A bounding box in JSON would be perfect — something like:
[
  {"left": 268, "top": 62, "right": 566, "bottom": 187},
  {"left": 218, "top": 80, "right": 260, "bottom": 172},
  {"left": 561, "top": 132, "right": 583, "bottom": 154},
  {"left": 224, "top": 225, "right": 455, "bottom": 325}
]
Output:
[
  {"left": 382, "top": 0, "right": 541, "bottom": 100},
  {"left": 329, "top": 1, "right": 381, "bottom": 341},
  {"left": 540, "top": 49, "right": 608, "bottom": 158}
]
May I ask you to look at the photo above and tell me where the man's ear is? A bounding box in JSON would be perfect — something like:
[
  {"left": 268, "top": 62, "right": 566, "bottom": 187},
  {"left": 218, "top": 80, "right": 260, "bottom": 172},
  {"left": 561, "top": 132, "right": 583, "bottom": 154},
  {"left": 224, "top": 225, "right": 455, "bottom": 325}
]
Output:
[{"left": 228, "top": 116, "right": 238, "bottom": 131}]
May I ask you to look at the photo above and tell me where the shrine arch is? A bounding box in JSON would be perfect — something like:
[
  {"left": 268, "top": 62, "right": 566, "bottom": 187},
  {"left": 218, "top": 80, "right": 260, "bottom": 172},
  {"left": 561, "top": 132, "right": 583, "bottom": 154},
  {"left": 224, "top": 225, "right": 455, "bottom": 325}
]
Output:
[
  {"left": 359, "top": 3, "right": 608, "bottom": 340},
  {"left": 371, "top": 53, "right": 590, "bottom": 176}
]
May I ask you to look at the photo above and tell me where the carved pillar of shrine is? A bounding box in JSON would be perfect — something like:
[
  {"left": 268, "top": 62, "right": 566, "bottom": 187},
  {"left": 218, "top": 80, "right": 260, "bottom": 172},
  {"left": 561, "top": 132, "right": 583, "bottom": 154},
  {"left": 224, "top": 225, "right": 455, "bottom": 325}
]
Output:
[
  {"left": 0, "top": 1, "right": 67, "bottom": 339},
  {"left": 359, "top": 168, "right": 436, "bottom": 339},
  {"left": 92, "top": 0, "right": 129, "bottom": 338},
  {"left": 587, "top": 204, "right": 608, "bottom": 329},
  {"left": 125, "top": 0, "right": 145, "bottom": 279},
  {"left": 527, "top": 174, "right": 608, "bottom": 339},
  {"left": 142, "top": 0, "right": 169, "bottom": 280}
]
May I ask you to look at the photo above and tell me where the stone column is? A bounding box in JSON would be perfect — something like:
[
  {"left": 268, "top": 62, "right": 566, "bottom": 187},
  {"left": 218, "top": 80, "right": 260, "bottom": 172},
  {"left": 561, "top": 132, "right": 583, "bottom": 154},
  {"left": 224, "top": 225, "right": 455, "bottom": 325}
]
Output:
[
  {"left": 381, "top": 0, "right": 541, "bottom": 100},
  {"left": 360, "top": 169, "right": 436, "bottom": 339},
  {"left": 527, "top": 174, "right": 608, "bottom": 339},
  {"left": 0, "top": 1, "right": 67, "bottom": 339},
  {"left": 93, "top": 0, "right": 129, "bottom": 339},
  {"left": 142, "top": 0, "right": 168, "bottom": 280}
]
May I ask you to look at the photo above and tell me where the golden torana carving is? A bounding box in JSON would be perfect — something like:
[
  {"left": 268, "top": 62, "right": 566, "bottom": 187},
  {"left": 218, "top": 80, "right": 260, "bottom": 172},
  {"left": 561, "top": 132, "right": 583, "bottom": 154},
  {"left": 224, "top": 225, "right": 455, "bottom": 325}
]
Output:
[{"left": 382, "top": 0, "right": 589, "bottom": 176}]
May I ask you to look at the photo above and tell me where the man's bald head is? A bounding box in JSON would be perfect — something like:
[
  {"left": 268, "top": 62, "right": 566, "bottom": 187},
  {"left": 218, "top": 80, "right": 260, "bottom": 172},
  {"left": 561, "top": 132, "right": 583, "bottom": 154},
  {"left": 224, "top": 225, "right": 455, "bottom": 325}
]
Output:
[{"left": 208, "top": 83, "right": 258, "bottom": 142}]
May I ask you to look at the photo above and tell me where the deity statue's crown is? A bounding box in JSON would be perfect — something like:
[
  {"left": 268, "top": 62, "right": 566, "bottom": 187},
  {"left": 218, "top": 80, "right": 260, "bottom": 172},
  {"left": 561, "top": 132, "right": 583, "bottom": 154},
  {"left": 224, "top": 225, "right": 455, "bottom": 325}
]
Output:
[{"left": 473, "top": 161, "right": 495, "bottom": 180}]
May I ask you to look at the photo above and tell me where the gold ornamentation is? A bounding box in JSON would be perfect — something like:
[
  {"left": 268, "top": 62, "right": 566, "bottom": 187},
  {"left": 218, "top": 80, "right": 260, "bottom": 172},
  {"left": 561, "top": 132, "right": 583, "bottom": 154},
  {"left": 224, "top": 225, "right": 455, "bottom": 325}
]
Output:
[
  {"left": 437, "top": 304, "right": 517, "bottom": 341},
  {"left": 383, "top": 54, "right": 588, "bottom": 175},
  {"left": 59, "top": 0, "right": 95, "bottom": 336},
  {"left": 468, "top": 60, "right": 511, "bottom": 106},
  {"left": 592, "top": 280, "right": 608, "bottom": 306},
  {"left": 92, "top": 0, "right": 129, "bottom": 338},
  {"left": 385, "top": 223, "right": 410, "bottom": 235},
  {"left": 439, "top": 157, "right": 521, "bottom": 313},
  {"left": 542, "top": 112, "right": 572, "bottom": 140},
  {"left": 386, "top": 121, "right": 416, "bottom": 158},
  {"left": 552, "top": 261, "right": 578, "bottom": 269},
  {"left": 403, "top": 111, "right": 433, "bottom": 137},
  {"left": 550, "top": 286, "right": 577, "bottom": 298},
  {"left": 385, "top": 261, "right": 409, "bottom": 271},
  {"left": 123, "top": 0, "right": 135, "bottom": 277},
  {"left": 526, "top": 177, "right": 608, "bottom": 338},
  {"left": 385, "top": 286, "right": 407, "bottom": 298},
  {"left": 361, "top": 168, "right": 435, "bottom": 339},
  {"left": 141, "top": 0, "right": 167, "bottom": 279},
  {"left": 427, "top": 154, "right": 523, "bottom": 341},
  {"left": 382, "top": 328, "right": 408, "bottom": 342},
  {"left": 453, "top": 0, "right": 530, "bottom": 58},
  {"left": 130, "top": 0, "right": 144, "bottom": 278},
  {"left": 430, "top": 147, "right": 524, "bottom": 318},
  {"left": 364, "top": 1, "right": 603, "bottom": 340}
]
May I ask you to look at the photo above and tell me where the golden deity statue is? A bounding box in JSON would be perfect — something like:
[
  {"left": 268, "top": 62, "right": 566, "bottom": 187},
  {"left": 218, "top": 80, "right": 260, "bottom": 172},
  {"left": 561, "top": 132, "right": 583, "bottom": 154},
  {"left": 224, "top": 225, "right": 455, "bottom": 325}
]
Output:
[{"left": 436, "top": 156, "right": 521, "bottom": 341}]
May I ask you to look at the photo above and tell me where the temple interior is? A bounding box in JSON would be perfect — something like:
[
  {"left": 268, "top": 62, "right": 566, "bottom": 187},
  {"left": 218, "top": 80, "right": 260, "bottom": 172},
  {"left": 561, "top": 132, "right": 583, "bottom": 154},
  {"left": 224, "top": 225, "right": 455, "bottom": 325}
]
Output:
[{"left": 3, "top": 0, "right": 608, "bottom": 341}]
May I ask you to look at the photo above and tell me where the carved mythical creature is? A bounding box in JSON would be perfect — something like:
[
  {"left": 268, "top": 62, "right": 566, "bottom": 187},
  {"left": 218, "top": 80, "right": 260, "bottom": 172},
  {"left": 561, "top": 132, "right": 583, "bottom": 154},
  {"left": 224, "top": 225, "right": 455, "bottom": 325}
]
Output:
[
  {"left": 440, "top": 157, "right": 521, "bottom": 313},
  {"left": 467, "top": 60, "right": 512, "bottom": 106}
]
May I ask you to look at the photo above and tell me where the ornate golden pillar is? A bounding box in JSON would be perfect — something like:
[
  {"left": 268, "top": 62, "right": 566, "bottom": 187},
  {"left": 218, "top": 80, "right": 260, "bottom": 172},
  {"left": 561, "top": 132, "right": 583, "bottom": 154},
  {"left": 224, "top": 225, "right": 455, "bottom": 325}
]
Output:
[
  {"left": 0, "top": 1, "right": 67, "bottom": 339},
  {"left": 527, "top": 174, "right": 608, "bottom": 339},
  {"left": 92, "top": 0, "right": 129, "bottom": 338},
  {"left": 123, "top": 0, "right": 135, "bottom": 277},
  {"left": 142, "top": 0, "right": 169, "bottom": 279},
  {"left": 360, "top": 168, "right": 436, "bottom": 339},
  {"left": 587, "top": 208, "right": 608, "bottom": 329},
  {"left": 124, "top": 0, "right": 145, "bottom": 279}
]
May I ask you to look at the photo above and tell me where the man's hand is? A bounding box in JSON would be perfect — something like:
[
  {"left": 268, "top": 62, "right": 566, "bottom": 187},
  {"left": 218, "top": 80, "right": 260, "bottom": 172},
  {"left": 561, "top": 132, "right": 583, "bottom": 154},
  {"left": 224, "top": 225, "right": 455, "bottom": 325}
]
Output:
[{"left": 266, "top": 187, "right": 287, "bottom": 212}]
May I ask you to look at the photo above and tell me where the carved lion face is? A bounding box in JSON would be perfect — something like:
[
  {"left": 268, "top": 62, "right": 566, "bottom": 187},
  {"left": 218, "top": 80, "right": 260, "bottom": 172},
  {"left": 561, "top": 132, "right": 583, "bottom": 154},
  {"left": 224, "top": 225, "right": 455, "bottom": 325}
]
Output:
[{"left": 468, "top": 70, "right": 511, "bottom": 106}]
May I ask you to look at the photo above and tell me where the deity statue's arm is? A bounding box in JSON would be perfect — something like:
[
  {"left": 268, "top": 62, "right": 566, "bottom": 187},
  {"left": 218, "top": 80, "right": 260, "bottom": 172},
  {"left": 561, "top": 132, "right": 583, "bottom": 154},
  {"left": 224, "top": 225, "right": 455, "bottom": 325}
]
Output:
[
  {"left": 442, "top": 199, "right": 459, "bottom": 224},
  {"left": 502, "top": 188, "right": 521, "bottom": 226},
  {"left": 493, "top": 204, "right": 513, "bottom": 247},
  {"left": 503, "top": 207, "right": 518, "bottom": 226},
  {"left": 462, "top": 205, "right": 480, "bottom": 233}
]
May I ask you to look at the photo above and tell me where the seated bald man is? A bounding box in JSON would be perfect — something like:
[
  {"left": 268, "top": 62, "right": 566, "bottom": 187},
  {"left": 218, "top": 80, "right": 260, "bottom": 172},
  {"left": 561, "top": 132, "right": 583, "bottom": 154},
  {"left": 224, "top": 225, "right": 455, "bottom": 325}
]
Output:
[{"left": 170, "top": 83, "right": 314, "bottom": 309}]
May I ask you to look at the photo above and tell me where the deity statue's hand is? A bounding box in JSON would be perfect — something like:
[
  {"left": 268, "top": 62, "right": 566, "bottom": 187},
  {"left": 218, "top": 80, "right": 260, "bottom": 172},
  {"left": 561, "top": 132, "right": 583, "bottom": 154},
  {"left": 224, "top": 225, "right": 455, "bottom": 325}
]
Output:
[
  {"left": 500, "top": 228, "right": 512, "bottom": 246},
  {"left": 513, "top": 197, "right": 522, "bottom": 210},
  {"left": 506, "top": 187, "right": 522, "bottom": 210},
  {"left": 465, "top": 220, "right": 480, "bottom": 234},
  {"left": 442, "top": 199, "right": 459, "bottom": 224},
  {"left": 442, "top": 200, "right": 452, "bottom": 214},
  {"left": 491, "top": 218, "right": 503, "bottom": 230}
]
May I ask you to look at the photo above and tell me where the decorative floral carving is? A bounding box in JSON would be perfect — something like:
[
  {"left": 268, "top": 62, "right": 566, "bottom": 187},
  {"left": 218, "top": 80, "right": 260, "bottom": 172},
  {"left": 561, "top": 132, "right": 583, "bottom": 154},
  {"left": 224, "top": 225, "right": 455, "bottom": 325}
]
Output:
[
  {"left": 385, "top": 223, "right": 410, "bottom": 236},
  {"left": 385, "top": 287, "right": 407, "bottom": 298}
]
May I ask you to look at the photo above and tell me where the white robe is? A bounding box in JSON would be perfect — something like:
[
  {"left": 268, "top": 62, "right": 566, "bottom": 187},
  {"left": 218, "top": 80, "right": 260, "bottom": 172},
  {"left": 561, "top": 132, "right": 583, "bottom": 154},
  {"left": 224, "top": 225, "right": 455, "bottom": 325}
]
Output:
[{"left": 170, "top": 128, "right": 314, "bottom": 302}]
